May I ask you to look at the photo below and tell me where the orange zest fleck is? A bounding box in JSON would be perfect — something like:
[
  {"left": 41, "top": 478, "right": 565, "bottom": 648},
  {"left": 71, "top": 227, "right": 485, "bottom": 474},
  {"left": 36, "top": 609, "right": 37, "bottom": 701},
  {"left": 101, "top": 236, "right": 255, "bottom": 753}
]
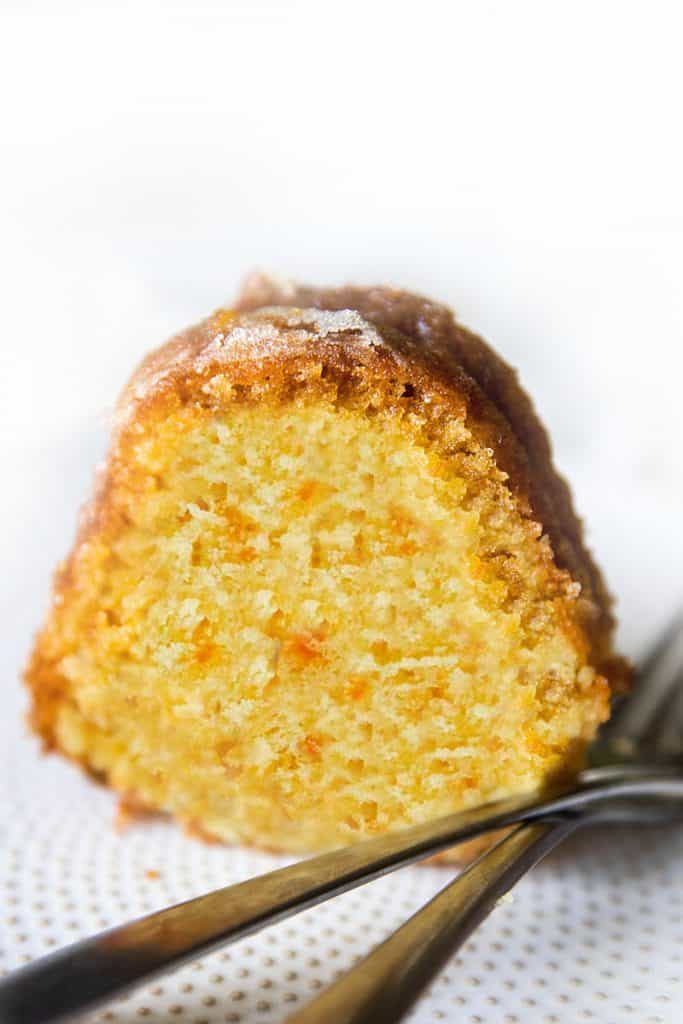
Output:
[
  {"left": 196, "top": 642, "right": 219, "bottom": 665},
  {"left": 347, "top": 676, "right": 368, "bottom": 701},
  {"left": 295, "top": 479, "right": 334, "bottom": 503},
  {"left": 284, "top": 628, "right": 328, "bottom": 664},
  {"left": 191, "top": 619, "right": 222, "bottom": 665},
  {"left": 300, "top": 735, "right": 323, "bottom": 760}
]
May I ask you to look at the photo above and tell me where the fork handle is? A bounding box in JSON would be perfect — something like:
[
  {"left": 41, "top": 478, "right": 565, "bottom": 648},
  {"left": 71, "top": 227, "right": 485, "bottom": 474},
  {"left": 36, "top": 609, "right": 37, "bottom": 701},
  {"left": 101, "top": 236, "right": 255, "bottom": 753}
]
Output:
[
  {"left": 284, "top": 820, "right": 577, "bottom": 1024},
  {"left": 0, "top": 776, "right": 680, "bottom": 1023}
]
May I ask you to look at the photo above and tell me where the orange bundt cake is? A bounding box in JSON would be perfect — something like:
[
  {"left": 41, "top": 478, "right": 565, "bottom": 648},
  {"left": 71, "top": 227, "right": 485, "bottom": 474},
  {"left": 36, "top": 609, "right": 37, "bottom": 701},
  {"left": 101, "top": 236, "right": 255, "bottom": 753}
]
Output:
[{"left": 26, "top": 275, "right": 623, "bottom": 857}]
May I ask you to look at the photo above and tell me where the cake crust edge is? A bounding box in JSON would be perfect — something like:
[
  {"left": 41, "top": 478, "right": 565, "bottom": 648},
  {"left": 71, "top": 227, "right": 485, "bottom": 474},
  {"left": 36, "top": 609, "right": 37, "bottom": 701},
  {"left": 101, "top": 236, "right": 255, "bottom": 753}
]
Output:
[{"left": 25, "top": 284, "right": 626, "bottom": 848}]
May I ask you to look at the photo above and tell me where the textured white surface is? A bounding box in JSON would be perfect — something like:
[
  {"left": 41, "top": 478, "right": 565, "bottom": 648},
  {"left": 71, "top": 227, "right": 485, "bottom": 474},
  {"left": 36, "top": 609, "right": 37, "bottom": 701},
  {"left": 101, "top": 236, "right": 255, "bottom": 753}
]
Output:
[
  {"left": 2, "top": 1, "right": 683, "bottom": 1020},
  {"left": 3, "top": 719, "right": 683, "bottom": 1024}
]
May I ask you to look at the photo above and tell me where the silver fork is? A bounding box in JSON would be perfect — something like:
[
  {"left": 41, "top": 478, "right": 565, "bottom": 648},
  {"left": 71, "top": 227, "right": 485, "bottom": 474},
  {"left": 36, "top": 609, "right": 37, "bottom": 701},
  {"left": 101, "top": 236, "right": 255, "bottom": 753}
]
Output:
[
  {"left": 285, "top": 615, "right": 683, "bottom": 1024},
  {"left": 1, "top": 623, "right": 683, "bottom": 1023}
]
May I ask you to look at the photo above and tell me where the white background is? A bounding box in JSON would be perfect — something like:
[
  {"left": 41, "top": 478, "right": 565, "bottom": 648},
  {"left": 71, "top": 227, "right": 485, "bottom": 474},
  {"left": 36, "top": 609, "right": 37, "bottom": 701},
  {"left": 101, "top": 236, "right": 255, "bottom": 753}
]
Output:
[
  {"left": 2, "top": 0, "right": 683, "bottom": 685},
  {"left": 1, "top": 4, "right": 683, "bottom": 1021}
]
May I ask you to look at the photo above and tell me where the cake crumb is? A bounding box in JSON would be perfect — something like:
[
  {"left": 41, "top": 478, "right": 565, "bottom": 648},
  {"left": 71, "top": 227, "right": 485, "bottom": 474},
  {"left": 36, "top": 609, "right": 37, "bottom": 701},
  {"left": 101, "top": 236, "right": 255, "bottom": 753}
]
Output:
[{"left": 114, "top": 793, "right": 157, "bottom": 832}]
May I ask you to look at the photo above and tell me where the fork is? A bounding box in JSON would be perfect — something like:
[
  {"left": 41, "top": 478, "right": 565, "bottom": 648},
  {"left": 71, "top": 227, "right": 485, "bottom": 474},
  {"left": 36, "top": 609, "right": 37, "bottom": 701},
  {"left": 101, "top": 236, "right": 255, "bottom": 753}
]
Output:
[
  {"left": 284, "top": 615, "right": 683, "bottom": 1024},
  {"left": 1, "top": 622, "right": 683, "bottom": 1023}
]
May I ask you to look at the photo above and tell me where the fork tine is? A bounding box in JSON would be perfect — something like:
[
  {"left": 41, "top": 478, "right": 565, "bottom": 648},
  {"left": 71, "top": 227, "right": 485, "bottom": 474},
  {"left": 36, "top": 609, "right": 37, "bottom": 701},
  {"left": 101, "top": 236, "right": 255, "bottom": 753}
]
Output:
[
  {"left": 636, "top": 610, "right": 683, "bottom": 682},
  {"left": 646, "top": 663, "right": 683, "bottom": 756},
  {"left": 601, "top": 611, "right": 683, "bottom": 746}
]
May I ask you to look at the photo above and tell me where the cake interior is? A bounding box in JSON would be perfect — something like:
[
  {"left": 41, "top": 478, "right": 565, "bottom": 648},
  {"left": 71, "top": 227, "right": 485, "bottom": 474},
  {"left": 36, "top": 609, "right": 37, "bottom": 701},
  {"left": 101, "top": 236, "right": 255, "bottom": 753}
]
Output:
[{"left": 37, "top": 388, "right": 607, "bottom": 852}]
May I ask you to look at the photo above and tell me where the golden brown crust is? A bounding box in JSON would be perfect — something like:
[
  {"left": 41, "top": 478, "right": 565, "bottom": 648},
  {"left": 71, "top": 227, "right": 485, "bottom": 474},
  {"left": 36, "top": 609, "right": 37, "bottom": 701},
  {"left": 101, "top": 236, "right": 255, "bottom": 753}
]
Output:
[
  {"left": 236, "top": 275, "right": 616, "bottom": 666},
  {"left": 26, "top": 277, "right": 621, "bottom": 779}
]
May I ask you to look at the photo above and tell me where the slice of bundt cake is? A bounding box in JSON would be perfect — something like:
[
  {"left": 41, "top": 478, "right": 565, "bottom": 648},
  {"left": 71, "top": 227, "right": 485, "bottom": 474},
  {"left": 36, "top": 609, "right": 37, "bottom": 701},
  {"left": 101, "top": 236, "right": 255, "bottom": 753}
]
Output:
[{"left": 26, "top": 276, "right": 623, "bottom": 857}]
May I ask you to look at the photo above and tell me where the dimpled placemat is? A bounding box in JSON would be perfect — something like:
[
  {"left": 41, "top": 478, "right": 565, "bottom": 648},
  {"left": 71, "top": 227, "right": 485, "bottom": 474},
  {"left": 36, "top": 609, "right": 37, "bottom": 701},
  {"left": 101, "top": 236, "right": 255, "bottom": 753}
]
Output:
[{"left": 2, "top": 713, "right": 683, "bottom": 1024}]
